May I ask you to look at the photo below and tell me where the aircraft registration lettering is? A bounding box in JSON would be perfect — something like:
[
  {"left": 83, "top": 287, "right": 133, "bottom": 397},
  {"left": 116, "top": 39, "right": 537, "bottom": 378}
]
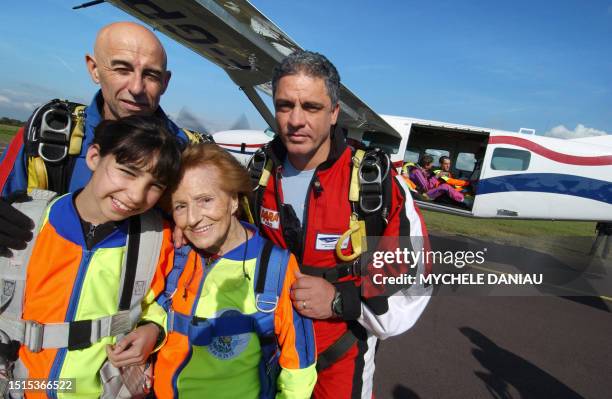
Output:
[{"left": 117, "top": 0, "right": 250, "bottom": 69}]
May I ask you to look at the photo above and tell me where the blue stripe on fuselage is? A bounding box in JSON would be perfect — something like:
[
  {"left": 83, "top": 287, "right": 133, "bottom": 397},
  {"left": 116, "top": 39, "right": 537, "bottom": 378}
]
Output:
[{"left": 477, "top": 173, "right": 612, "bottom": 204}]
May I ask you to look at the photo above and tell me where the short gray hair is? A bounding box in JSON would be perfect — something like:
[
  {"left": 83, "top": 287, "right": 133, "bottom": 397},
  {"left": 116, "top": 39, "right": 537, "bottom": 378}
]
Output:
[{"left": 272, "top": 50, "right": 340, "bottom": 106}]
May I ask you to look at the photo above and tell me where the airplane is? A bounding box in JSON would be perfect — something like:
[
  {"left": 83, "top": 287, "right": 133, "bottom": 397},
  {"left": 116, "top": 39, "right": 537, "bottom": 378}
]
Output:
[{"left": 91, "top": 0, "right": 611, "bottom": 222}]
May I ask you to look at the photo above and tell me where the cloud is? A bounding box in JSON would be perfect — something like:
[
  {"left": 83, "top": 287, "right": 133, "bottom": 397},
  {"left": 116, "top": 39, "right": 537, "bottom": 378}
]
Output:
[
  {"left": 0, "top": 88, "right": 45, "bottom": 119},
  {"left": 543, "top": 124, "right": 609, "bottom": 139}
]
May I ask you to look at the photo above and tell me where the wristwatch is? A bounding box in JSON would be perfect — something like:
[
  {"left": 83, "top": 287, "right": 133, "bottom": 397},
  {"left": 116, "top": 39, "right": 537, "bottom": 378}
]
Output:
[{"left": 331, "top": 289, "right": 343, "bottom": 318}]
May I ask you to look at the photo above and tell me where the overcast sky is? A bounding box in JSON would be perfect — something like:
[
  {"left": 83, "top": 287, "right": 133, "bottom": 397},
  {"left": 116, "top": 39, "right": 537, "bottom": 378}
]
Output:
[{"left": 1, "top": 0, "right": 611, "bottom": 139}]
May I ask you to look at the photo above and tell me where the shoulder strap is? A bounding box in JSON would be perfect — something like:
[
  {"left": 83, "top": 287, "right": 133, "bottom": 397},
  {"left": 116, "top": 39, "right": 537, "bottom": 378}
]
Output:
[
  {"left": 339, "top": 148, "right": 391, "bottom": 260},
  {"left": 253, "top": 241, "right": 288, "bottom": 399},
  {"left": 181, "top": 128, "right": 215, "bottom": 144},
  {"left": 254, "top": 241, "right": 289, "bottom": 314},
  {"left": 161, "top": 244, "right": 191, "bottom": 310},
  {"left": 119, "top": 211, "right": 164, "bottom": 329},
  {"left": 245, "top": 149, "right": 274, "bottom": 227},
  {"left": 0, "top": 189, "right": 57, "bottom": 317}
]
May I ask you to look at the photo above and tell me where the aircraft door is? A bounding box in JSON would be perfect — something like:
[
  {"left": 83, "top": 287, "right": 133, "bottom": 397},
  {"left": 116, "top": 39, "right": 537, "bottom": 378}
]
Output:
[{"left": 472, "top": 145, "right": 551, "bottom": 219}]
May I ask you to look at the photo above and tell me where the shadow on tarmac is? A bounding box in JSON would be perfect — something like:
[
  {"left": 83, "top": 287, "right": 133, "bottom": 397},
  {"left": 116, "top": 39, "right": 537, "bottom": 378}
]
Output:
[
  {"left": 461, "top": 327, "right": 583, "bottom": 399},
  {"left": 391, "top": 385, "right": 421, "bottom": 399}
]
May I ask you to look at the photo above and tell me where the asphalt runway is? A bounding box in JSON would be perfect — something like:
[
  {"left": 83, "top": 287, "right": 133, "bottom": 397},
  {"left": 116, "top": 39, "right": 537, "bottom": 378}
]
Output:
[{"left": 373, "top": 233, "right": 612, "bottom": 399}]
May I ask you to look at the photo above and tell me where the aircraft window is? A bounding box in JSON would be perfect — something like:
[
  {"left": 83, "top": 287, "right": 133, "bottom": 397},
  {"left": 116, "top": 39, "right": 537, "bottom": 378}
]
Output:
[
  {"left": 361, "top": 131, "right": 400, "bottom": 154},
  {"left": 425, "top": 149, "right": 450, "bottom": 166},
  {"left": 403, "top": 149, "right": 420, "bottom": 163},
  {"left": 491, "top": 148, "right": 531, "bottom": 171},
  {"left": 456, "top": 152, "right": 476, "bottom": 172}
]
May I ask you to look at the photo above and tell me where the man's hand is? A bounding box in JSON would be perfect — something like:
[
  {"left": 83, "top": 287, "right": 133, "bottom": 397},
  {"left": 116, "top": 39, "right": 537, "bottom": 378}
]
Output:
[
  {"left": 0, "top": 193, "right": 34, "bottom": 256},
  {"left": 290, "top": 270, "right": 335, "bottom": 319},
  {"left": 172, "top": 224, "right": 188, "bottom": 248},
  {"left": 106, "top": 323, "right": 160, "bottom": 368}
]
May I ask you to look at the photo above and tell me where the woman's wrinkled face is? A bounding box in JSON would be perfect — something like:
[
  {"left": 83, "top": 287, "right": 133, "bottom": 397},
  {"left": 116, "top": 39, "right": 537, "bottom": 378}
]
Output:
[{"left": 171, "top": 164, "right": 238, "bottom": 253}]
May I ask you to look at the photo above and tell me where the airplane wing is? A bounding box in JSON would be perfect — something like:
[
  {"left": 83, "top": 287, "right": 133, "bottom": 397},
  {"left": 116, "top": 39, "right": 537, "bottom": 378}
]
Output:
[{"left": 104, "top": 0, "right": 401, "bottom": 138}]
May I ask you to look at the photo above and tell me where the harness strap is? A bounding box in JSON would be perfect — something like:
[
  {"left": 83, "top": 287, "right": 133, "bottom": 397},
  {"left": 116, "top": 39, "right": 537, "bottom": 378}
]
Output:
[
  {"left": 122, "top": 211, "right": 164, "bottom": 327},
  {"left": 162, "top": 245, "right": 191, "bottom": 309},
  {"left": 168, "top": 311, "right": 265, "bottom": 346},
  {"left": 119, "top": 217, "right": 140, "bottom": 311},
  {"left": 255, "top": 240, "right": 285, "bottom": 314},
  {"left": 316, "top": 329, "right": 358, "bottom": 372},
  {"left": 349, "top": 149, "right": 365, "bottom": 202},
  {"left": 27, "top": 156, "right": 49, "bottom": 191},
  {"left": 0, "top": 190, "right": 57, "bottom": 314},
  {"left": 0, "top": 311, "right": 131, "bottom": 352},
  {"left": 181, "top": 128, "right": 202, "bottom": 144},
  {"left": 68, "top": 105, "right": 85, "bottom": 156},
  {"left": 300, "top": 262, "right": 360, "bottom": 283}
]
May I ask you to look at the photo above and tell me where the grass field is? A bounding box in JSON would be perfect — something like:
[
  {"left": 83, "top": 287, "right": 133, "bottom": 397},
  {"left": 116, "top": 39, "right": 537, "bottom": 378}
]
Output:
[
  {"left": 0, "top": 124, "right": 18, "bottom": 145},
  {"left": 421, "top": 209, "right": 597, "bottom": 258},
  {"left": 421, "top": 209, "right": 595, "bottom": 237}
]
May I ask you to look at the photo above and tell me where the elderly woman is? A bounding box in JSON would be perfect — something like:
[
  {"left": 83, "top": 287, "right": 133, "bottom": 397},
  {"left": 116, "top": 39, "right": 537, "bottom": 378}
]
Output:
[{"left": 153, "top": 143, "right": 317, "bottom": 398}]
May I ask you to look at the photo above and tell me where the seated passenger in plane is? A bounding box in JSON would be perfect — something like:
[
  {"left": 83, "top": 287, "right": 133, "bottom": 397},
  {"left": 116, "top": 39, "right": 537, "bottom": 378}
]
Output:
[
  {"left": 406, "top": 154, "right": 438, "bottom": 193},
  {"left": 408, "top": 155, "right": 468, "bottom": 204},
  {"left": 434, "top": 156, "right": 470, "bottom": 190}
]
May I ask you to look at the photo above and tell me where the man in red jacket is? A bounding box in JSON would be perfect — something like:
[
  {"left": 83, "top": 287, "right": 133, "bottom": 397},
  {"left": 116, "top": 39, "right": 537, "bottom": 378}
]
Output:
[{"left": 247, "top": 50, "right": 431, "bottom": 398}]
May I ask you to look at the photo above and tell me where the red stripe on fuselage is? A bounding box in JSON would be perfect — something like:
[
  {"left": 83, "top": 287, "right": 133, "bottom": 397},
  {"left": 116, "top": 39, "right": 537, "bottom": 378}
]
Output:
[{"left": 489, "top": 136, "right": 612, "bottom": 166}]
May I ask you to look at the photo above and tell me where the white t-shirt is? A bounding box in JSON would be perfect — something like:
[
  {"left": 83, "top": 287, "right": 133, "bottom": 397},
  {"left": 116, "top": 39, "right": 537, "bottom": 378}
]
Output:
[{"left": 281, "top": 158, "right": 316, "bottom": 226}]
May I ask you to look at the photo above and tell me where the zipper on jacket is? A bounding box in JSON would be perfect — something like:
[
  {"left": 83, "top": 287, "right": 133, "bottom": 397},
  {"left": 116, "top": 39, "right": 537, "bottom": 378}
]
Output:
[{"left": 298, "top": 169, "right": 320, "bottom": 264}]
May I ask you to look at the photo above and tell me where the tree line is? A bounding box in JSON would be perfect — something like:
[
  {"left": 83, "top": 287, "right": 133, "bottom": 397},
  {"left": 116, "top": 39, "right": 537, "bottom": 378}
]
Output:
[{"left": 0, "top": 117, "right": 25, "bottom": 126}]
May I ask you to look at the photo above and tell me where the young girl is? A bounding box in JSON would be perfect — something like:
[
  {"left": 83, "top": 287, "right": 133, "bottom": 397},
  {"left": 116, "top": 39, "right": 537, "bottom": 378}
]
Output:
[{"left": 8, "top": 116, "right": 180, "bottom": 398}]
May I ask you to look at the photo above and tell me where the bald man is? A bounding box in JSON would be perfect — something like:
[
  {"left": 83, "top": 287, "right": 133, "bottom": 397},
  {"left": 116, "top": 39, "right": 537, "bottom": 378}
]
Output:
[
  {"left": 86, "top": 22, "right": 171, "bottom": 120},
  {"left": 0, "top": 22, "right": 203, "bottom": 254}
]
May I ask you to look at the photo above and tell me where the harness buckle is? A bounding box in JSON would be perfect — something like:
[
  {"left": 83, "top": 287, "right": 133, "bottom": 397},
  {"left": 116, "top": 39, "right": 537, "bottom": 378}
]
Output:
[
  {"left": 24, "top": 320, "right": 44, "bottom": 353},
  {"left": 38, "top": 106, "right": 72, "bottom": 163},
  {"left": 255, "top": 294, "right": 278, "bottom": 313},
  {"left": 247, "top": 150, "right": 268, "bottom": 189},
  {"left": 167, "top": 309, "right": 175, "bottom": 332},
  {"left": 358, "top": 152, "right": 384, "bottom": 214}
]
